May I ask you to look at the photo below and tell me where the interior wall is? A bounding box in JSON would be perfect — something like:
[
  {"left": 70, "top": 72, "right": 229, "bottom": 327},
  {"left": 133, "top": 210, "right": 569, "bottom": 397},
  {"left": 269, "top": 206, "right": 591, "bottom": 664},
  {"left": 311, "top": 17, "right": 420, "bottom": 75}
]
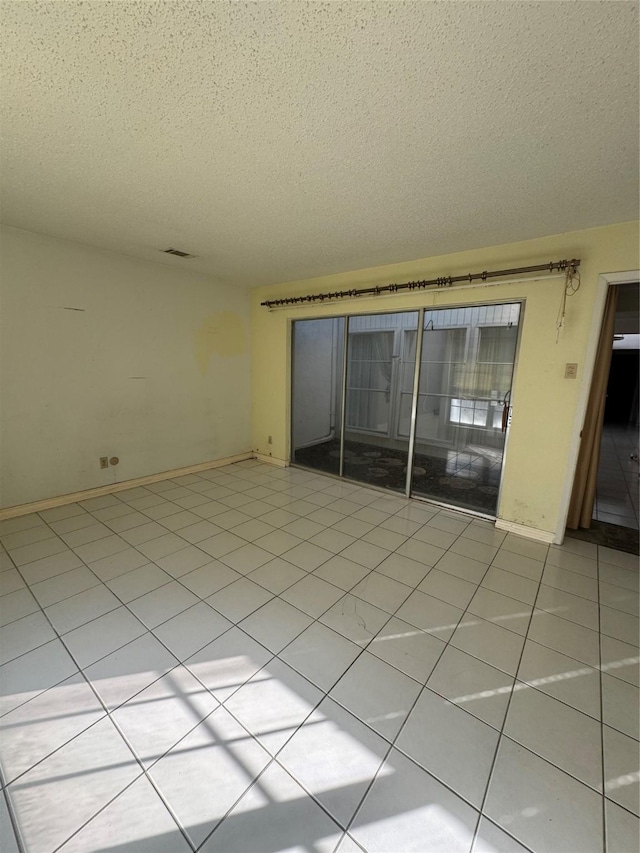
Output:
[
  {"left": 0, "top": 226, "right": 251, "bottom": 507},
  {"left": 251, "top": 221, "right": 639, "bottom": 540}
]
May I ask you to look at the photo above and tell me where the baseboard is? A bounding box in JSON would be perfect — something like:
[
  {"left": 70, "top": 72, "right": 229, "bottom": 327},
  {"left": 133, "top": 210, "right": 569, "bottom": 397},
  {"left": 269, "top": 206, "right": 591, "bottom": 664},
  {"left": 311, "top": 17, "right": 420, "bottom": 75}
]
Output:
[
  {"left": 0, "top": 452, "right": 255, "bottom": 521},
  {"left": 254, "top": 452, "right": 289, "bottom": 468},
  {"left": 495, "top": 518, "right": 556, "bottom": 544}
]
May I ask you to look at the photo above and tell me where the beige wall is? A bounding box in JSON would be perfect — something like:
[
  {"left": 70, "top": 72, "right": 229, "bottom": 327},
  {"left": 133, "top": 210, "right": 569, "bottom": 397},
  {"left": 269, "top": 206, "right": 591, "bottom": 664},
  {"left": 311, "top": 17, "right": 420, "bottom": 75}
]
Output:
[
  {"left": 0, "top": 226, "right": 251, "bottom": 507},
  {"left": 251, "top": 222, "right": 639, "bottom": 541}
]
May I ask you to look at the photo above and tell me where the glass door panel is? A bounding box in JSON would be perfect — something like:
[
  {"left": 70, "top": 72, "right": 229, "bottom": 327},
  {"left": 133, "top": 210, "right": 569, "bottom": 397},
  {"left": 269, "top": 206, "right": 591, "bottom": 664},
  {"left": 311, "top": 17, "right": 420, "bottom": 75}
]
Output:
[
  {"left": 343, "top": 312, "right": 418, "bottom": 491},
  {"left": 410, "top": 303, "right": 521, "bottom": 514},
  {"left": 291, "top": 317, "right": 345, "bottom": 475}
]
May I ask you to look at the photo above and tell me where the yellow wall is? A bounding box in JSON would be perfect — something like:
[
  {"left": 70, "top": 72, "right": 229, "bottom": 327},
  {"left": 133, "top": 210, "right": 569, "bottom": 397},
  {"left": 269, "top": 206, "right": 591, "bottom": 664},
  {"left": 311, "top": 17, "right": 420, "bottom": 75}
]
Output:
[{"left": 251, "top": 222, "right": 639, "bottom": 539}]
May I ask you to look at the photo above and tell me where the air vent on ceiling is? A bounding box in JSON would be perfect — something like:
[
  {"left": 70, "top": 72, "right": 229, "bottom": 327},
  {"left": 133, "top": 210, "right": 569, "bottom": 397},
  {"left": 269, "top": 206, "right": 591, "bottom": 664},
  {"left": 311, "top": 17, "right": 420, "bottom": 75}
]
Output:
[{"left": 163, "top": 247, "right": 196, "bottom": 258}]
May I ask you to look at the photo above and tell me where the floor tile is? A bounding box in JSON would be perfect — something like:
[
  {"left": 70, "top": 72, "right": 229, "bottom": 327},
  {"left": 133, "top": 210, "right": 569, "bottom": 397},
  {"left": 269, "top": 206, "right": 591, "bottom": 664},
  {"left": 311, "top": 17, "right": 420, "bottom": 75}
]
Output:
[
  {"left": 105, "top": 563, "right": 171, "bottom": 603},
  {"left": 57, "top": 774, "right": 190, "bottom": 853},
  {"left": 603, "top": 725, "right": 640, "bottom": 815},
  {"left": 330, "top": 650, "right": 422, "bottom": 741},
  {"left": 481, "top": 567, "right": 538, "bottom": 605},
  {"left": 534, "top": 583, "right": 599, "bottom": 630},
  {"left": 395, "top": 590, "right": 463, "bottom": 640},
  {"left": 153, "top": 601, "right": 232, "bottom": 661},
  {"left": 600, "top": 635, "right": 639, "bottom": 687},
  {"left": 248, "top": 558, "right": 307, "bottom": 594},
  {"left": 127, "top": 581, "right": 200, "bottom": 629},
  {"left": 599, "top": 561, "right": 639, "bottom": 592},
  {"left": 0, "top": 794, "right": 19, "bottom": 853},
  {"left": 9, "top": 536, "right": 68, "bottom": 567},
  {"left": 1, "top": 525, "right": 56, "bottom": 551},
  {"left": 63, "top": 606, "right": 147, "bottom": 668},
  {"left": 351, "top": 572, "right": 412, "bottom": 615},
  {"left": 0, "top": 569, "right": 25, "bottom": 597},
  {"left": 320, "top": 594, "right": 390, "bottom": 646},
  {"left": 605, "top": 798, "right": 640, "bottom": 853},
  {"left": 504, "top": 686, "right": 602, "bottom": 790},
  {"left": 375, "top": 553, "right": 430, "bottom": 587},
  {"left": 484, "top": 738, "right": 603, "bottom": 853},
  {"left": 0, "top": 587, "right": 39, "bottom": 627},
  {"left": 185, "top": 626, "right": 273, "bottom": 702},
  {"left": 253, "top": 529, "right": 303, "bottom": 556},
  {"left": 220, "top": 543, "right": 273, "bottom": 574},
  {"left": 500, "top": 533, "right": 548, "bottom": 562},
  {"left": 427, "top": 513, "right": 470, "bottom": 535},
  {"left": 206, "top": 577, "right": 273, "bottom": 622},
  {"left": 350, "top": 747, "right": 478, "bottom": 853},
  {"left": 6, "top": 717, "right": 140, "bottom": 853},
  {"left": 0, "top": 611, "right": 57, "bottom": 666},
  {"left": 601, "top": 672, "right": 639, "bottom": 739},
  {"left": 74, "top": 535, "right": 129, "bottom": 564},
  {"left": 224, "top": 657, "right": 323, "bottom": 755},
  {"left": 600, "top": 580, "right": 640, "bottom": 616},
  {"left": 112, "top": 665, "right": 218, "bottom": 766},
  {"left": 491, "top": 549, "right": 544, "bottom": 582},
  {"left": 84, "top": 632, "right": 179, "bottom": 711},
  {"left": 395, "top": 537, "right": 446, "bottom": 567},
  {"left": 436, "top": 551, "right": 489, "bottom": 585},
  {"left": 281, "top": 574, "right": 345, "bottom": 618},
  {"left": 427, "top": 645, "right": 513, "bottom": 729},
  {"left": 200, "top": 760, "right": 342, "bottom": 853},
  {"left": 450, "top": 614, "right": 525, "bottom": 676},
  {"left": 199, "top": 531, "right": 248, "bottom": 559},
  {"left": 87, "top": 547, "right": 149, "bottom": 581},
  {"left": 313, "top": 555, "right": 371, "bottom": 591},
  {"left": 396, "top": 686, "right": 499, "bottom": 808},
  {"left": 283, "top": 541, "right": 334, "bottom": 571},
  {"left": 44, "top": 584, "right": 121, "bottom": 634},
  {"left": 411, "top": 524, "right": 458, "bottom": 549},
  {"left": 467, "top": 587, "right": 533, "bottom": 636},
  {"left": 277, "top": 696, "right": 388, "bottom": 826},
  {"left": 527, "top": 608, "right": 600, "bottom": 667},
  {"left": 546, "top": 547, "right": 598, "bottom": 577},
  {"left": 136, "top": 532, "right": 187, "bottom": 561},
  {"left": 369, "top": 615, "right": 445, "bottom": 682},
  {"left": 417, "top": 568, "right": 477, "bottom": 609},
  {"left": 0, "top": 638, "right": 78, "bottom": 717},
  {"left": 472, "top": 818, "right": 530, "bottom": 853},
  {"left": 163, "top": 512, "right": 211, "bottom": 534},
  {"left": 240, "top": 598, "right": 313, "bottom": 653},
  {"left": 339, "top": 540, "right": 391, "bottom": 570},
  {"left": 0, "top": 673, "right": 105, "bottom": 783},
  {"left": 30, "top": 565, "right": 100, "bottom": 608},
  {"left": 450, "top": 536, "right": 499, "bottom": 565},
  {"left": 0, "top": 514, "right": 43, "bottom": 536},
  {"left": 541, "top": 566, "right": 598, "bottom": 601},
  {"left": 281, "top": 622, "right": 361, "bottom": 692},
  {"left": 18, "top": 550, "right": 84, "bottom": 586},
  {"left": 146, "top": 706, "right": 271, "bottom": 848},
  {"left": 600, "top": 605, "right": 639, "bottom": 647},
  {"left": 155, "top": 544, "right": 213, "bottom": 577},
  {"left": 517, "top": 640, "right": 601, "bottom": 719}
]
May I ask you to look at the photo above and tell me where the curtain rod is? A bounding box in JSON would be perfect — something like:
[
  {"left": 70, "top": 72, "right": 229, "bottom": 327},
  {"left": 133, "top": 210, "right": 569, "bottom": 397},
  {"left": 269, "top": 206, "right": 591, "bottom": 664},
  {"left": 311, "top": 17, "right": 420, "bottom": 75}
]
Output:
[{"left": 260, "top": 258, "right": 581, "bottom": 309}]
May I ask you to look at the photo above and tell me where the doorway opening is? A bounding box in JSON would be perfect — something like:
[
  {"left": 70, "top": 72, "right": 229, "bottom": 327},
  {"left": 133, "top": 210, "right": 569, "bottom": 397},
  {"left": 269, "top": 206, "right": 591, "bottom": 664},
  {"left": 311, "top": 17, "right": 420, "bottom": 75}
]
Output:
[
  {"left": 566, "top": 280, "right": 639, "bottom": 554},
  {"left": 290, "top": 302, "right": 522, "bottom": 517},
  {"left": 594, "top": 283, "right": 639, "bottom": 530}
]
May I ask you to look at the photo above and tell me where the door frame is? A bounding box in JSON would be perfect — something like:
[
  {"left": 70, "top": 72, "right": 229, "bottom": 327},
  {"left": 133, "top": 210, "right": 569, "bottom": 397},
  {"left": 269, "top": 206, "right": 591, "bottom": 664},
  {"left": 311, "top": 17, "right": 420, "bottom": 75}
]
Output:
[{"left": 557, "top": 269, "right": 640, "bottom": 543}]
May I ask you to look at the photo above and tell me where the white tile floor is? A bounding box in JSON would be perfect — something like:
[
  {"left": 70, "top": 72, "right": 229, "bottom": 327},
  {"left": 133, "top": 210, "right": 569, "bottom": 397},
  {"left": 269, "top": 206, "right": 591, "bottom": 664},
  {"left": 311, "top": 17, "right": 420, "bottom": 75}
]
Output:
[{"left": 0, "top": 460, "right": 638, "bottom": 853}]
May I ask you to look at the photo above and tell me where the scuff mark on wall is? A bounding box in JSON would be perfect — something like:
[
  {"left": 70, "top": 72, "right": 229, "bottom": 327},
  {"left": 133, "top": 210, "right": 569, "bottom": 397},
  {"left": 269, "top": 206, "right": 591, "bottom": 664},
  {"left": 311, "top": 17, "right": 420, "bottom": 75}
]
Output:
[
  {"left": 59, "top": 306, "right": 85, "bottom": 312},
  {"left": 195, "top": 311, "right": 247, "bottom": 374}
]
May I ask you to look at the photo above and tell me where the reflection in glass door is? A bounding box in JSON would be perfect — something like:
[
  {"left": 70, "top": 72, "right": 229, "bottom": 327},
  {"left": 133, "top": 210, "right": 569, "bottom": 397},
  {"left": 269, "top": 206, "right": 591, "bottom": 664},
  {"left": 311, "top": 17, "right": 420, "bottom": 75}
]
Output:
[
  {"left": 343, "top": 312, "right": 418, "bottom": 491},
  {"left": 409, "top": 303, "right": 521, "bottom": 514}
]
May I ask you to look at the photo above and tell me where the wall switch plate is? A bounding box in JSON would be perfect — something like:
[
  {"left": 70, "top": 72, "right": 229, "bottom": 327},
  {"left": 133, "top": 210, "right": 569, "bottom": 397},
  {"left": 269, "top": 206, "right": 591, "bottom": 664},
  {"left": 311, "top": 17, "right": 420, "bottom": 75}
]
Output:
[
  {"left": 565, "top": 363, "right": 578, "bottom": 379},
  {"left": 99, "top": 457, "right": 109, "bottom": 469}
]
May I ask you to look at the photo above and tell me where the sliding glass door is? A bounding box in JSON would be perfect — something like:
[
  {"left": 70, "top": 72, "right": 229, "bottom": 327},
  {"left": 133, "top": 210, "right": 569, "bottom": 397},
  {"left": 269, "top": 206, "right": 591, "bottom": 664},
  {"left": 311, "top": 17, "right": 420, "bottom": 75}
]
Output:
[
  {"left": 291, "top": 302, "right": 521, "bottom": 515},
  {"left": 410, "top": 304, "right": 521, "bottom": 514},
  {"left": 343, "top": 312, "right": 418, "bottom": 491}
]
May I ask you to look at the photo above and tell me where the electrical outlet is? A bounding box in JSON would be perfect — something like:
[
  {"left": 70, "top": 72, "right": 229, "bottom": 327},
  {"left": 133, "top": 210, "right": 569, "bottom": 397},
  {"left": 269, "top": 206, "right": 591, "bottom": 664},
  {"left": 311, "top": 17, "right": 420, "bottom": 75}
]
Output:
[
  {"left": 564, "top": 363, "right": 578, "bottom": 379},
  {"left": 268, "top": 435, "right": 273, "bottom": 444},
  {"left": 99, "top": 457, "right": 109, "bottom": 469}
]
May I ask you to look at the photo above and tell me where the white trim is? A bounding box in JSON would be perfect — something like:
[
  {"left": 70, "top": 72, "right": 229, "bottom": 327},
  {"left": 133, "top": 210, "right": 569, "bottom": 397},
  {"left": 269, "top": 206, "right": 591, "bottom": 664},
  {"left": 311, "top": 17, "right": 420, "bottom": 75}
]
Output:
[
  {"left": 495, "top": 518, "right": 555, "bottom": 544},
  {"left": 0, "top": 452, "right": 255, "bottom": 520},
  {"left": 554, "top": 269, "right": 640, "bottom": 545},
  {"left": 254, "top": 453, "right": 289, "bottom": 467}
]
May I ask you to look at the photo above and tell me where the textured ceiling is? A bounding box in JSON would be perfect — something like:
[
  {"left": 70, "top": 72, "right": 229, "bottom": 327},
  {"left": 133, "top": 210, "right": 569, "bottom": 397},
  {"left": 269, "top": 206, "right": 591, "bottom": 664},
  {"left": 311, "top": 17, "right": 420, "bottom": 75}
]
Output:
[{"left": 1, "top": 1, "right": 638, "bottom": 288}]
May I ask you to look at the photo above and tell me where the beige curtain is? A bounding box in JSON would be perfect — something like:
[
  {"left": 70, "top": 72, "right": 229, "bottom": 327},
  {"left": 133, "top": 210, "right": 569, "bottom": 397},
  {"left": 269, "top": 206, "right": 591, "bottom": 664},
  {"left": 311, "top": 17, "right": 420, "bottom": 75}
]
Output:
[{"left": 567, "top": 286, "right": 619, "bottom": 529}]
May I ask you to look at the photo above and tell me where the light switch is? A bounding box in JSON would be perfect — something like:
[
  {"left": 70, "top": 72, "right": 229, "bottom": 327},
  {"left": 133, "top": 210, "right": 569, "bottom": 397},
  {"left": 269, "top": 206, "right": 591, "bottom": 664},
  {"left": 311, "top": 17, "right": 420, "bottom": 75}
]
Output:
[{"left": 565, "top": 363, "right": 578, "bottom": 379}]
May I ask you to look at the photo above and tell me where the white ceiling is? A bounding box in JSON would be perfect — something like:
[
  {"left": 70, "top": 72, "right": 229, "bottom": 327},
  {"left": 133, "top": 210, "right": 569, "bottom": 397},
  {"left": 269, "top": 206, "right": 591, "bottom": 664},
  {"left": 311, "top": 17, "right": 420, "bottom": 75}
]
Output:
[{"left": 1, "top": 1, "right": 638, "bottom": 288}]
